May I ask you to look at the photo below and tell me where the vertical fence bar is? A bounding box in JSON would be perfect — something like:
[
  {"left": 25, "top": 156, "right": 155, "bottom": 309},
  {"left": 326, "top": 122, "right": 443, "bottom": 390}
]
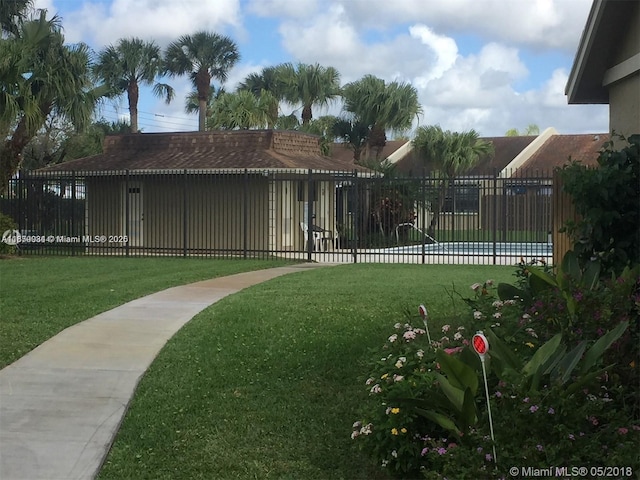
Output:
[
  {"left": 182, "top": 169, "right": 188, "bottom": 257},
  {"left": 243, "top": 169, "right": 249, "bottom": 259},
  {"left": 352, "top": 170, "right": 358, "bottom": 264},
  {"left": 306, "top": 169, "right": 313, "bottom": 261},
  {"left": 125, "top": 170, "right": 130, "bottom": 257},
  {"left": 492, "top": 171, "right": 498, "bottom": 265}
]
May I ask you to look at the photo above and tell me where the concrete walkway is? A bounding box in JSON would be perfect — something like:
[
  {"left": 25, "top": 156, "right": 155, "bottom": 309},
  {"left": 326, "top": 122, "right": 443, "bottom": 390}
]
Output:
[{"left": 0, "top": 263, "right": 329, "bottom": 480}]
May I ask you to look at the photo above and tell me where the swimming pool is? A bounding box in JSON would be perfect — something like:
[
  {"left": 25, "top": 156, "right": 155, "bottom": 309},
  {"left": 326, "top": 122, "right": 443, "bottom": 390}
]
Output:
[{"left": 376, "top": 241, "right": 552, "bottom": 257}]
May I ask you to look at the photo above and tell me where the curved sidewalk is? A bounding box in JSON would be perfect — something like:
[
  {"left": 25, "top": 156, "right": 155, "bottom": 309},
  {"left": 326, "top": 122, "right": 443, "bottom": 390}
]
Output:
[{"left": 0, "top": 263, "right": 329, "bottom": 480}]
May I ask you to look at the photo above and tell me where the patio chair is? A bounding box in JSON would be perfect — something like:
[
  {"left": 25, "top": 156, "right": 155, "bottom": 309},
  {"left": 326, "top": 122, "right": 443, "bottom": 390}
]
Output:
[{"left": 300, "top": 222, "right": 323, "bottom": 251}]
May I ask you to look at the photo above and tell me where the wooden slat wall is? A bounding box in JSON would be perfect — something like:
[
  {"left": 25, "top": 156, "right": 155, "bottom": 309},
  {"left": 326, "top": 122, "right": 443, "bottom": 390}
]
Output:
[{"left": 552, "top": 170, "right": 576, "bottom": 265}]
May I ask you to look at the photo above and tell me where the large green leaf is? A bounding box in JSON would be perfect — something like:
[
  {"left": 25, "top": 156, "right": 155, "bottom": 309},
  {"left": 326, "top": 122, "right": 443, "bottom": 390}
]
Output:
[
  {"left": 460, "top": 386, "right": 478, "bottom": 429},
  {"left": 436, "top": 349, "right": 478, "bottom": 394},
  {"left": 550, "top": 341, "right": 587, "bottom": 385},
  {"left": 582, "top": 259, "right": 601, "bottom": 290},
  {"left": 580, "top": 321, "right": 629, "bottom": 374},
  {"left": 522, "top": 334, "right": 562, "bottom": 377},
  {"left": 485, "top": 329, "right": 520, "bottom": 374},
  {"left": 434, "top": 372, "right": 464, "bottom": 412},
  {"left": 414, "top": 408, "right": 461, "bottom": 436},
  {"left": 497, "top": 283, "right": 531, "bottom": 304},
  {"left": 560, "top": 250, "right": 582, "bottom": 283}
]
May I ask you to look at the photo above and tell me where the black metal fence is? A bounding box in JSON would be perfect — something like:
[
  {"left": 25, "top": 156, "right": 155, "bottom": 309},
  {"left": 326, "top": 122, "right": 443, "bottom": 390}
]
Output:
[{"left": 1, "top": 168, "right": 555, "bottom": 264}]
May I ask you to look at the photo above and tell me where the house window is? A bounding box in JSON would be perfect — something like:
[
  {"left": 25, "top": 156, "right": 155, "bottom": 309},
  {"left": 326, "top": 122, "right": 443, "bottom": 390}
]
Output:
[{"left": 443, "top": 183, "right": 480, "bottom": 213}]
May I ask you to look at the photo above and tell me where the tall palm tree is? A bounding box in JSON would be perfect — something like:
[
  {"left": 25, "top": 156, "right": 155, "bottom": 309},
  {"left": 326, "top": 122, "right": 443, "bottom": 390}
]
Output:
[
  {"left": 413, "top": 125, "right": 494, "bottom": 236},
  {"left": 93, "top": 37, "right": 174, "bottom": 133},
  {"left": 342, "top": 75, "right": 421, "bottom": 160},
  {"left": 164, "top": 31, "right": 240, "bottom": 131},
  {"left": 332, "top": 117, "right": 370, "bottom": 162},
  {"left": 277, "top": 62, "right": 341, "bottom": 126},
  {"left": 1, "top": 9, "right": 107, "bottom": 192},
  {"left": 237, "top": 66, "right": 287, "bottom": 129}
]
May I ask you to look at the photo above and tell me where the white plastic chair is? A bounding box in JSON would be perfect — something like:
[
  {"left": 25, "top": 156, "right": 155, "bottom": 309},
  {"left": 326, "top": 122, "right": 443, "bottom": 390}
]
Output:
[{"left": 300, "top": 222, "right": 322, "bottom": 251}]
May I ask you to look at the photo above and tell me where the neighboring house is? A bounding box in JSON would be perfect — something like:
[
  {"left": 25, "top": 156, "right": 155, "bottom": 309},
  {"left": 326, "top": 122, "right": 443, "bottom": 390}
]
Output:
[
  {"left": 37, "top": 130, "right": 371, "bottom": 252},
  {"left": 565, "top": 0, "right": 640, "bottom": 140},
  {"left": 360, "top": 129, "right": 608, "bottom": 236}
]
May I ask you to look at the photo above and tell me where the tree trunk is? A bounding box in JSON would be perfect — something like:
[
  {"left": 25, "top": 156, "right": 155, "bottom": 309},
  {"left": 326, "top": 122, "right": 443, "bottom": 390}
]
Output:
[
  {"left": 195, "top": 69, "right": 211, "bottom": 132},
  {"left": 127, "top": 80, "right": 139, "bottom": 133},
  {"left": 198, "top": 98, "right": 207, "bottom": 131},
  {"left": 426, "top": 178, "right": 449, "bottom": 240},
  {"left": 0, "top": 117, "right": 34, "bottom": 195},
  {"left": 301, "top": 104, "right": 312, "bottom": 125}
]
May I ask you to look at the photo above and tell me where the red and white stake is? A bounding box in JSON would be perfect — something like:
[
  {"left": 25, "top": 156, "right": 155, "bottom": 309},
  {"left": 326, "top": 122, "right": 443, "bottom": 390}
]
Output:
[{"left": 472, "top": 331, "right": 497, "bottom": 464}]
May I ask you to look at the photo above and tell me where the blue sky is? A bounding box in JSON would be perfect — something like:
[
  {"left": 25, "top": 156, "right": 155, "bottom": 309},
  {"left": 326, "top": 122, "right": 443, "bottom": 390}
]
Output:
[{"left": 36, "top": 0, "right": 609, "bottom": 136}]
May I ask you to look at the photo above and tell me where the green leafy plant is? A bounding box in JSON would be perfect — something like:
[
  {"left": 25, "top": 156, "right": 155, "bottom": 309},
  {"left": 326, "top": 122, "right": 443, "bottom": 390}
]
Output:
[
  {"left": 559, "top": 133, "right": 640, "bottom": 276},
  {"left": 0, "top": 213, "right": 18, "bottom": 255}
]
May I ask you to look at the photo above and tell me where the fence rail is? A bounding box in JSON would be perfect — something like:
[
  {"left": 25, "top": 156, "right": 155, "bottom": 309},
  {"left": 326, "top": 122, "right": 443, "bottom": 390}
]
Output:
[{"left": 1, "top": 168, "right": 556, "bottom": 265}]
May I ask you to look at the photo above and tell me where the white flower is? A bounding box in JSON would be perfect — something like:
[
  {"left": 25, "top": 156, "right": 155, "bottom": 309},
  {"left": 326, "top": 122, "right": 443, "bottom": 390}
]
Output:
[
  {"left": 370, "top": 384, "right": 382, "bottom": 394},
  {"left": 492, "top": 300, "right": 504, "bottom": 308},
  {"left": 522, "top": 313, "right": 532, "bottom": 321},
  {"left": 525, "top": 328, "right": 538, "bottom": 338},
  {"left": 353, "top": 421, "right": 362, "bottom": 429},
  {"left": 457, "top": 326, "right": 465, "bottom": 331},
  {"left": 391, "top": 450, "right": 398, "bottom": 458},
  {"left": 403, "top": 330, "right": 417, "bottom": 341},
  {"left": 454, "top": 332, "right": 463, "bottom": 341},
  {"left": 360, "top": 423, "right": 373, "bottom": 435},
  {"left": 471, "top": 283, "right": 482, "bottom": 291},
  {"left": 365, "top": 377, "right": 375, "bottom": 385},
  {"left": 505, "top": 299, "right": 517, "bottom": 306},
  {"left": 486, "top": 279, "right": 494, "bottom": 286},
  {"left": 474, "top": 311, "right": 483, "bottom": 320},
  {"left": 493, "top": 312, "right": 502, "bottom": 319},
  {"left": 388, "top": 334, "right": 398, "bottom": 343},
  {"left": 416, "top": 349, "right": 424, "bottom": 359},
  {"left": 351, "top": 431, "right": 359, "bottom": 439},
  {"left": 393, "top": 374, "right": 404, "bottom": 382},
  {"left": 394, "top": 322, "right": 402, "bottom": 329},
  {"left": 441, "top": 324, "right": 451, "bottom": 333}
]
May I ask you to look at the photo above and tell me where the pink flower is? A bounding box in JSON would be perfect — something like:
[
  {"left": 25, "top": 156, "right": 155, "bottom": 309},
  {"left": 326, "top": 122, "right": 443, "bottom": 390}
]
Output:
[
  {"left": 618, "top": 427, "right": 629, "bottom": 435},
  {"left": 444, "top": 346, "right": 463, "bottom": 355}
]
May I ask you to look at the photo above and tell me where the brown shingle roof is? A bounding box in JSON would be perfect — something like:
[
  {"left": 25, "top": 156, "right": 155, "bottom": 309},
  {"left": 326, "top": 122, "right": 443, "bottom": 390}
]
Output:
[
  {"left": 392, "top": 136, "right": 538, "bottom": 176},
  {"left": 41, "top": 130, "right": 372, "bottom": 173},
  {"left": 328, "top": 140, "right": 409, "bottom": 164},
  {"left": 523, "top": 133, "right": 608, "bottom": 171}
]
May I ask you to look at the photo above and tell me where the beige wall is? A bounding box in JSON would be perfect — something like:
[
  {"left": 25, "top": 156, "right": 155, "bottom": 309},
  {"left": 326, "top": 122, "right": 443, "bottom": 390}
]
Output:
[
  {"left": 609, "top": 72, "right": 640, "bottom": 140},
  {"left": 85, "top": 174, "right": 270, "bottom": 252}
]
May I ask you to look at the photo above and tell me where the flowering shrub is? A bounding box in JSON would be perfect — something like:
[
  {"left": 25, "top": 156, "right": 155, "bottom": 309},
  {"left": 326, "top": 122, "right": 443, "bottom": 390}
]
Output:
[{"left": 352, "top": 275, "right": 640, "bottom": 479}]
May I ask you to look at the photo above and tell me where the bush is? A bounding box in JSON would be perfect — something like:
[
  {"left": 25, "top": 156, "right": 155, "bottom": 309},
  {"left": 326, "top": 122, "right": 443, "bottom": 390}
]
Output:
[
  {"left": 559, "top": 134, "right": 640, "bottom": 276},
  {"left": 0, "top": 213, "right": 18, "bottom": 255},
  {"left": 353, "top": 271, "right": 640, "bottom": 479}
]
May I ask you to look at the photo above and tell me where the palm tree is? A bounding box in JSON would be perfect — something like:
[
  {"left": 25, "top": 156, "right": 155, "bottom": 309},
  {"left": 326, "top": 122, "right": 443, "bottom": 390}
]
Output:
[
  {"left": 206, "top": 90, "right": 275, "bottom": 130},
  {"left": 1, "top": 9, "right": 107, "bottom": 192},
  {"left": 164, "top": 31, "right": 240, "bottom": 131},
  {"left": 413, "top": 125, "right": 494, "bottom": 237},
  {"left": 277, "top": 62, "right": 341, "bottom": 126},
  {"left": 237, "top": 66, "right": 287, "bottom": 129},
  {"left": 0, "top": 0, "right": 33, "bottom": 35},
  {"left": 342, "top": 75, "right": 422, "bottom": 160},
  {"left": 93, "top": 38, "right": 174, "bottom": 133},
  {"left": 332, "top": 117, "right": 370, "bottom": 162}
]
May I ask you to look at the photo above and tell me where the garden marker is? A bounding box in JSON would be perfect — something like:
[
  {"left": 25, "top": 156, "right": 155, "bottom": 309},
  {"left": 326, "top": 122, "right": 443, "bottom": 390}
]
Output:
[
  {"left": 418, "top": 304, "right": 432, "bottom": 345},
  {"left": 472, "top": 331, "right": 497, "bottom": 464}
]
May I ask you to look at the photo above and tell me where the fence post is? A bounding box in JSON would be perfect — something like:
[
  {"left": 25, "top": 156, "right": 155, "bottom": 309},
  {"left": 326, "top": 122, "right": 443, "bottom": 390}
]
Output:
[
  {"left": 183, "top": 169, "right": 188, "bottom": 257},
  {"left": 352, "top": 170, "right": 358, "bottom": 264},
  {"left": 492, "top": 170, "right": 498, "bottom": 265},
  {"left": 243, "top": 169, "right": 249, "bottom": 259},
  {"left": 421, "top": 172, "right": 426, "bottom": 264},
  {"left": 71, "top": 171, "right": 76, "bottom": 256},
  {"left": 306, "top": 169, "right": 313, "bottom": 261},
  {"left": 125, "top": 170, "right": 130, "bottom": 257}
]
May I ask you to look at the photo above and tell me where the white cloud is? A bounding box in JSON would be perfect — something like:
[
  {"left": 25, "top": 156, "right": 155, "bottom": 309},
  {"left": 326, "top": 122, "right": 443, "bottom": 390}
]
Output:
[
  {"left": 246, "top": 0, "right": 318, "bottom": 19},
  {"left": 58, "top": 0, "right": 242, "bottom": 48},
  {"left": 335, "top": 0, "right": 591, "bottom": 52}
]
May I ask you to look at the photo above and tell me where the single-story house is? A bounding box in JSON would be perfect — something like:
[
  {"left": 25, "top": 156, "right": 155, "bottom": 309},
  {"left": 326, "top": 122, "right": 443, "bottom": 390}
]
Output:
[
  {"left": 565, "top": 0, "right": 640, "bottom": 140},
  {"left": 37, "top": 130, "right": 372, "bottom": 252}
]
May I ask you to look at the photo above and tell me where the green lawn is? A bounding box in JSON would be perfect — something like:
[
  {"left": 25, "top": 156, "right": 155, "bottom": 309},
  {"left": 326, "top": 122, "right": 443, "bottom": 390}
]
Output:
[
  {"left": 98, "top": 264, "right": 516, "bottom": 480},
  {"left": 0, "top": 256, "right": 293, "bottom": 368}
]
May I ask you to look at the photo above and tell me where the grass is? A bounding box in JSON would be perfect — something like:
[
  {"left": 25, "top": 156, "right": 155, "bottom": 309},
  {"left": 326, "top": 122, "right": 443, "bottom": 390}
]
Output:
[
  {"left": 98, "top": 264, "right": 516, "bottom": 480},
  {"left": 0, "top": 256, "right": 294, "bottom": 368}
]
